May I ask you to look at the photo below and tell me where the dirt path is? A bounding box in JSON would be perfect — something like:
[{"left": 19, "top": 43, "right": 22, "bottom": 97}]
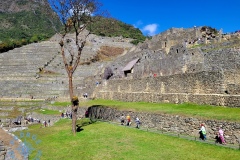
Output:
[{"left": 0, "top": 128, "right": 25, "bottom": 160}]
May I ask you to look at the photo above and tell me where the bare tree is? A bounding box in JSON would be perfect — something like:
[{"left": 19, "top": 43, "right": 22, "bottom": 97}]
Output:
[{"left": 49, "top": 0, "right": 104, "bottom": 135}]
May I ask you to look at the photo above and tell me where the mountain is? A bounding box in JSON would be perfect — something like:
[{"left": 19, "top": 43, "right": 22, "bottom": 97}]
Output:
[
  {"left": 0, "top": 0, "right": 62, "bottom": 52},
  {"left": 0, "top": 0, "right": 146, "bottom": 53}
]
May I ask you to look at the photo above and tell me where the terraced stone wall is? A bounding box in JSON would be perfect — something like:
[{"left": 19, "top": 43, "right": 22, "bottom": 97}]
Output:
[{"left": 93, "top": 71, "right": 240, "bottom": 107}]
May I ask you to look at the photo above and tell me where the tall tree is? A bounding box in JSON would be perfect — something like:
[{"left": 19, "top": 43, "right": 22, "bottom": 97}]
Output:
[{"left": 50, "top": 0, "right": 104, "bottom": 135}]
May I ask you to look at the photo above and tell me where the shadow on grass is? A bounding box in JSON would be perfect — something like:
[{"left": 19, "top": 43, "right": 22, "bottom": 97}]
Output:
[
  {"left": 76, "top": 125, "right": 84, "bottom": 132},
  {"left": 76, "top": 118, "right": 97, "bottom": 132}
]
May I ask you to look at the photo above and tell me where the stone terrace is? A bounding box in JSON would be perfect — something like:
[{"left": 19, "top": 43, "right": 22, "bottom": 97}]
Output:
[
  {"left": 0, "top": 33, "right": 134, "bottom": 100},
  {"left": 0, "top": 41, "right": 68, "bottom": 99}
]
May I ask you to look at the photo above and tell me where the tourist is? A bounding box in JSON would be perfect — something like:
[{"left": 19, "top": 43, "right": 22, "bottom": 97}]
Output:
[
  {"left": 126, "top": 115, "right": 131, "bottom": 126},
  {"left": 83, "top": 93, "right": 88, "bottom": 98},
  {"left": 44, "top": 121, "right": 47, "bottom": 127},
  {"left": 42, "top": 121, "right": 45, "bottom": 127},
  {"left": 199, "top": 123, "right": 207, "bottom": 140},
  {"left": 48, "top": 119, "right": 50, "bottom": 127},
  {"left": 85, "top": 110, "right": 89, "bottom": 118},
  {"left": 218, "top": 127, "right": 226, "bottom": 144},
  {"left": 120, "top": 114, "right": 125, "bottom": 125},
  {"left": 135, "top": 117, "right": 140, "bottom": 129}
]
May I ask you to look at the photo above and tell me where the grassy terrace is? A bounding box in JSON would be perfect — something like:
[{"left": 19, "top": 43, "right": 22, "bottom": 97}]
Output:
[
  {"left": 0, "top": 99, "right": 45, "bottom": 118},
  {"left": 7, "top": 99, "right": 239, "bottom": 160},
  {"left": 16, "top": 118, "right": 240, "bottom": 160},
  {"left": 51, "top": 99, "right": 240, "bottom": 122},
  {"left": 34, "top": 109, "right": 60, "bottom": 115},
  {"left": 1, "top": 99, "right": 239, "bottom": 121}
]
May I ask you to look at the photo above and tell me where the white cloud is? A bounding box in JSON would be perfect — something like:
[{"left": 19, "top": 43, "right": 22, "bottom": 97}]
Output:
[
  {"left": 133, "top": 20, "right": 143, "bottom": 28},
  {"left": 141, "top": 24, "right": 158, "bottom": 36}
]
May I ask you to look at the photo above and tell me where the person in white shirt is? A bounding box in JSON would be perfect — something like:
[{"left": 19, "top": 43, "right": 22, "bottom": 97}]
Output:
[{"left": 199, "top": 123, "right": 207, "bottom": 140}]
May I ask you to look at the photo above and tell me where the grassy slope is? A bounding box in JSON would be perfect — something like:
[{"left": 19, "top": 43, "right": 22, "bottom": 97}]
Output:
[
  {"left": 75, "top": 99, "right": 240, "bottom": 122},
  {"left": 17, "top": 119, "right": 240, "bottom": 160}
]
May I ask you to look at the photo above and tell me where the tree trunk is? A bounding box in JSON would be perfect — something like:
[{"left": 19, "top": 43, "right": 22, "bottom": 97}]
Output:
[
  {"left": 69, "top": 72, "right": 77, "bottom": 135},
  {"left": 72, "top": 105, "right": 78, "bottom": 135},
  {"left": 68, "top": 72, "right": 73, "bottom": 100}
]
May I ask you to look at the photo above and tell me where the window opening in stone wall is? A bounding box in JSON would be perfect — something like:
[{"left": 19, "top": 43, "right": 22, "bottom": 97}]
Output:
[
  {"left": 165, "top": 42, "right": 167, "bottom": 47},
  {"left": 124, "top": 70, "right": 131, "bottom": 77},
  {"left": 176, "top": 49, "right": 178, "bottom": 53}
]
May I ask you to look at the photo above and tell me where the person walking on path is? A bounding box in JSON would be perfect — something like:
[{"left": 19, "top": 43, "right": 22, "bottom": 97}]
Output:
[
  {"left": 126, "top": 115, "right": 131, "bottom": 126},
  {"left": 218, "top": 127, "right": 226, "bottom": 144},
  {"left": 135, "top": 117, "right": 140, "bottom": 129},
  {"left": 48, "top": 119, "right": 50, "bottom": 127},
  {"left": 199, "top": 123, "right": 207, "bottom": 140},
  {"left": 120, "top": 114, "right": 125, "bottom": 125}
]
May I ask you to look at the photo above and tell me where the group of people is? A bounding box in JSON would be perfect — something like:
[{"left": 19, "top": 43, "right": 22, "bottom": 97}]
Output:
[
  {"left": 120, "top": 114, "right": 141, "bottom": 129},
  {"left": 83, "top": 93, "right": 88, "bottom": 98},
  {"left": 199, "top": 124, "right": 226, "bottom": 144},
  {"left": 25, "top": 116, "right": 40, "bottom": 124},
  {"left": 61, "top": 111, "right": 72, "bottom": 119},
  {"left": 119, "top": 116, "right": 227, "bottom": 144}
]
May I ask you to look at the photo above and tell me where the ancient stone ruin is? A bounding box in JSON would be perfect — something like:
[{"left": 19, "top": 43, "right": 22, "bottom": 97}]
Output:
[{"left": 92, "top": 27, "right": 240, "bottom": 107}]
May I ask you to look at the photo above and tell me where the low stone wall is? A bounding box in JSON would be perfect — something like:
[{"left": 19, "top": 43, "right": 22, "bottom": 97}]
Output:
[
  {"left": 87, "top": 105, "right": 240, "bottom": 144},
  {"left": 94, "top": 92, "right": 240, "bottom": 107}
]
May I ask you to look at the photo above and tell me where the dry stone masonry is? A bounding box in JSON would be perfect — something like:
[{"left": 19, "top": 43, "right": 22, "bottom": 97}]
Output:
[
  {"left": 93, "top": 27, "right": 240, "bottom": 107},
  {"left": 86, "top": 105, "right": 240, "bottom": 145}
]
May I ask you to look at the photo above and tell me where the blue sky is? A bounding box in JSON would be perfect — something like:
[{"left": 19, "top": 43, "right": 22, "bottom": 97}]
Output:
[{"left": 100, "top": 0, "right": 240, "bottom": 36}]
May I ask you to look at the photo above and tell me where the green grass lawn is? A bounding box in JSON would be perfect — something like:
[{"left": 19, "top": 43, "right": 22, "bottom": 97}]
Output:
[
  {"left": 34, "top": 109, "right": 60, "bottom": 115},
  {"left": 17, "top": 119, "right": 240, "bottom": 160},
  {"left": 76, "top": 99, "right": 240, "bottom": 122}
]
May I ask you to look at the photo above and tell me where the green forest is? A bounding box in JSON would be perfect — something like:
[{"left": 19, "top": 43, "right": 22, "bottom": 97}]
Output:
[{"left": 0, "top": 11, "right": 146, "bottom": 53}]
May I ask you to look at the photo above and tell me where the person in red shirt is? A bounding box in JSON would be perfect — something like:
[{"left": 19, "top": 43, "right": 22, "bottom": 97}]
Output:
[{"left": 126, "top": 115, "right": 131, "bottom": 126}]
